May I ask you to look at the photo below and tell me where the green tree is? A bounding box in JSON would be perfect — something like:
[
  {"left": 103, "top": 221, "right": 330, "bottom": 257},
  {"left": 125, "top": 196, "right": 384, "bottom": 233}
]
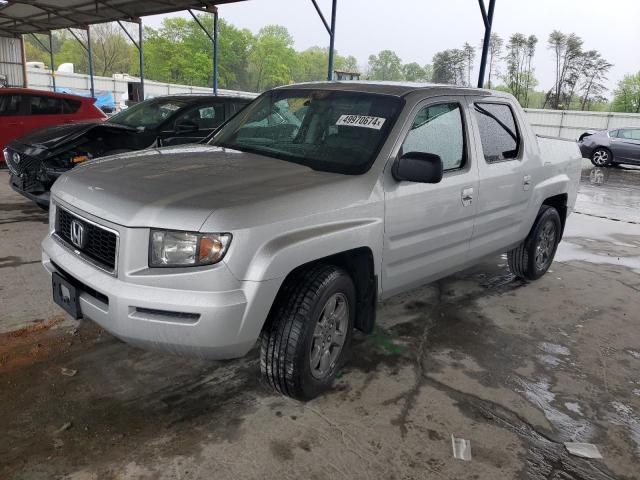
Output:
[
  {"left": 546, "top": 31, "right": 583, "bottom": 109},
  {"left": 462, "top": 42, "right": 475, "bottom": 86},
  {"left": 402, "top": 62, "right": 427, "bottom": 82},
  {"left": 338, "top": 55, "right": 359, "bottom": 72},
  {"left": 485, "top": 33, "right": 503, "bottom": 89},
  {"left": 577, "top": 51, "right": 612, "bottom": 111},
  {"left": 503, "top": 33, "right": 537, "bottom": 106},
  {"left": 367, "top": 50, "right": 403, "bottom": 81},
  {"left": 248, "top": 25, "right": 297, "bottom": 90},
  {"left": 612, "top": 72, "right": 640, "bottom": 113},
  {"left": 140, "top": 16, "right": 253, "bottom": 90},
  {"left": 432, "top": 49, "right": 465, "bottom": 85}
]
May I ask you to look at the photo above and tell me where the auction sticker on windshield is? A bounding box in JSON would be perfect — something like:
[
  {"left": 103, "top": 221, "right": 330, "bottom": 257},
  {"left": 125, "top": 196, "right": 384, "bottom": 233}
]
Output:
[{"left": 336, "top": 115, "right": 386, "bottom": 130}]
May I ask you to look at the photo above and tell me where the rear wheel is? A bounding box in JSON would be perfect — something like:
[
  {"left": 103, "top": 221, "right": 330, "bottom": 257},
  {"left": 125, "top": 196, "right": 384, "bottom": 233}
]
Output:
[
  {"left": 591, "top": 147, "right": 612, "bottom": 167},
  {"left": 260, "top": 264, "right": 355, "bottom": 400},
  {"left": 508, "top": 206, "right": 562, "bottom": 281}
]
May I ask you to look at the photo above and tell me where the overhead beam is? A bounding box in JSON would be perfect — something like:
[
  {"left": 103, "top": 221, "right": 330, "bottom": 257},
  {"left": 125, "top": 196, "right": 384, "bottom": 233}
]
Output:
[{"left": 0, "top": 0, "right": 232, "bottom": 34}]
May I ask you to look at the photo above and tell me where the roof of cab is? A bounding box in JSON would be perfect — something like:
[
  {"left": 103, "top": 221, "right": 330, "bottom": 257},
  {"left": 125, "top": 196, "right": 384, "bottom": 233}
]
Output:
[{"left": 276, "top": 81, "right": 509, "bottom": 99}]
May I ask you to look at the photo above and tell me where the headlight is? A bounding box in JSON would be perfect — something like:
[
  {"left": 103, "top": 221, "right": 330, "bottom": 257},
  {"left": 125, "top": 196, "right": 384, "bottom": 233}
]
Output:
[{"left": 149, "top": 230, "right": 231, "bottom": 267}]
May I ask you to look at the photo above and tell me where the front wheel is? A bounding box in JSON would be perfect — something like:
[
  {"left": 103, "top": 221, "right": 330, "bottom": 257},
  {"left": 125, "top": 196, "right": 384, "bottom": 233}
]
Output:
[
  {"left": 591, "top": 148, "right": 612, "bottom": 167},
  {"left": 260, "top": 264, "right": 355, "bottom": 400},
  {"left": 508, "top": 206, "right": 562, "bottom": 281}
]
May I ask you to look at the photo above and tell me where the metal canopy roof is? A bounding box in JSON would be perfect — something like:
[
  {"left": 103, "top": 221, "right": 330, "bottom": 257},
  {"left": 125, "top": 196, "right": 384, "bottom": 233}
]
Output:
[{"left": 0, "top": 0, "right": 244, "bottom": 36}]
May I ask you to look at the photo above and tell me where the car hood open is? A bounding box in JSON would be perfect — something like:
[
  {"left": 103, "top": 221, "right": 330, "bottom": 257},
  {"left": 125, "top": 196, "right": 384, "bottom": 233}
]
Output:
[
  {"left": 51, "top": 145, "right": 369, "bottom": 232},
  {"left": 12, "top": 121, "right": 136, "bottom": 154}
]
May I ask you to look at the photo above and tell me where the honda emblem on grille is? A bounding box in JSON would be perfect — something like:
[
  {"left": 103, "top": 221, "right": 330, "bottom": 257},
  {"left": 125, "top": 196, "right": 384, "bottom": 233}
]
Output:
[{"left": 70, "top": 219, "right": 87, "bottom": 249}]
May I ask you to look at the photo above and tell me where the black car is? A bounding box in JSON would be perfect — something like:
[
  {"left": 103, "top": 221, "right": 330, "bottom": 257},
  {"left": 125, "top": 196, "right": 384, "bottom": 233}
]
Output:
[
  {"left": 579, "top": 127, "right": 640, "bottom": 167},
  {"left": 5, "top": 94, "right": 254, "bottom": 207}
]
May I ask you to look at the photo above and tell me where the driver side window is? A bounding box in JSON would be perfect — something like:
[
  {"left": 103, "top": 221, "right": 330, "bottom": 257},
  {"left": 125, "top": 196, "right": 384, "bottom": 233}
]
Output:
[{"left": 401, "top": 103, "right": 465, "bottom": 171}]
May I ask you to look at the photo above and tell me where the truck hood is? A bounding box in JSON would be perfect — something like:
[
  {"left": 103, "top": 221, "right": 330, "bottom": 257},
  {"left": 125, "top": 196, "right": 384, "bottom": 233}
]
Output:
[
  {"left": 13, "top": 121, "right": 135, "bottom": 154},
  {"left": 52, "top": 145, "right": 371, "bottom": 231}
]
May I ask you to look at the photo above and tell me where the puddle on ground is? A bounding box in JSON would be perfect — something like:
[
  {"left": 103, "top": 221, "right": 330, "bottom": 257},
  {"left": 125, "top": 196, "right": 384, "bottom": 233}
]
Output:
[
  {"left": 608, "top": 402, "right": 640, "bottom": 456},
  {"left": 515, "top": 377, "right": 594, "bottom": 442},
  {"left": 576, "top": 165, "right": 640, "bottom": 223},
  {"left": 557, "top": 214, "right": 640, "bottom": 271},
  {"left": 537, "top": 354, "right": 562, "bottom": 367},
  {"left": 564, "top": 402, "right": 583, "bottom": 416},
  {"left": 627, "top": 350, "right": 640, "bottom": 360},
  {"left": 538, "top": 342, "right": 570, "bottom": 356}
]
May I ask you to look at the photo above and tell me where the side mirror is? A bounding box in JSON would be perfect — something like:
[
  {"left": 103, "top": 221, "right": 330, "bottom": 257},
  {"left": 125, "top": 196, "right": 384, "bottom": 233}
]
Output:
[
  {"left": 175, "top": 121, "right": 199, "bottom": 133},
  {"left": 392, "top": 152, "right": 443, "bottom": 183}
]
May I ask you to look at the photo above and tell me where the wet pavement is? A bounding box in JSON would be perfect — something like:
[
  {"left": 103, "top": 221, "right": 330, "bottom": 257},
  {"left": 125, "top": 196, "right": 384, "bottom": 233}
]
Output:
[{"left": 0, "top": 163, "right": 639, "bottom": 480}]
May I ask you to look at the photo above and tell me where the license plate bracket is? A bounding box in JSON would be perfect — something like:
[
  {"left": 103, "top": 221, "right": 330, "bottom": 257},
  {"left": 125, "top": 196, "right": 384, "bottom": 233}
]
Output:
[{"left": 52, "top": 272, "right": 82, "bottom": 320}]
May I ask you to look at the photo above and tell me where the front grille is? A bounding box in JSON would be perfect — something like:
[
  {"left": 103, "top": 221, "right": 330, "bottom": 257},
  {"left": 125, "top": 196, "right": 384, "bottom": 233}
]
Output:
[
  {"left": 5, "top": 148, "right": 39, "bottom": 177},
  {"left": 55, "top": 207, "right": 118, "bottom": 272}
]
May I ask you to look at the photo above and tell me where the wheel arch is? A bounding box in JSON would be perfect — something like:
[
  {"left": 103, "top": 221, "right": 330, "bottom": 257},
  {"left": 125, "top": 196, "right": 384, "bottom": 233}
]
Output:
[
  {"left": 263, "top": 247, "right": 377, "bottom": 336},
  {"left": 542, "top": 193, "right": 568, "bottom": 234}
]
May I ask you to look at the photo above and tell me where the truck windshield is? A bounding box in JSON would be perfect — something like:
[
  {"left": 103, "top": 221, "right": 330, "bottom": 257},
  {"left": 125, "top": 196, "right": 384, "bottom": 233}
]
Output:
[
  {"left": 108, "top": 98, "right": 190, "bottom": 129},
  {"left": 210, "top": 89, "right": 403, "bottom": 174}
]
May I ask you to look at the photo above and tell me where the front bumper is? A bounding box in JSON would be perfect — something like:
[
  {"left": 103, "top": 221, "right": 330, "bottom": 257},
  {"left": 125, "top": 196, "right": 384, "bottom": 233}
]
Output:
[
  {"left": 41, "top": 209, "right": 282, "bottom": 359},
  {"left": 10, "top": 175, "right": 50, "bottom": 207}
]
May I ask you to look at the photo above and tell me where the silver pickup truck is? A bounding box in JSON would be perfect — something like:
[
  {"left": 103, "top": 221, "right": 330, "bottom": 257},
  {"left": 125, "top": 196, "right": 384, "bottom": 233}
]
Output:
[{"left": 42, "top": 82, "right": 582, "bottom": 399}]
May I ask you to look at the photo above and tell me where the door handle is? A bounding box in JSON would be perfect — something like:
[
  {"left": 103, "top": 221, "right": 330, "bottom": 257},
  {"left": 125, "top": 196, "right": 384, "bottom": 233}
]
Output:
[
  {"left": 523, "top": 174, "right": 532, "bottom": 191},
  {"left": 461, "top": 187, "right": 473, "bottom": 207}
]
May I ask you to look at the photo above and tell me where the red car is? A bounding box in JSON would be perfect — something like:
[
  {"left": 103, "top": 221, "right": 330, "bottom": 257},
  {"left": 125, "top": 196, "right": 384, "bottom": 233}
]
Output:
[{"left": 0, "top": 88, "right": 106, "bottom": 159}]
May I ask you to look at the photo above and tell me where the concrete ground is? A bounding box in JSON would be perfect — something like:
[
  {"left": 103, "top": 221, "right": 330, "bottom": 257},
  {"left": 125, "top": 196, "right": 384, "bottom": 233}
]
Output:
[{"left": 1, "top": 163, "right": 639, "bottom": 480}]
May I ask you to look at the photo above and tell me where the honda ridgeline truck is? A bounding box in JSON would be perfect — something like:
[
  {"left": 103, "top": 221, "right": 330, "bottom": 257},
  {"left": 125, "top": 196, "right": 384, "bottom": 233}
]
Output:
[{"left": 42, "top": 82, "right": 582, "bottom": 399}]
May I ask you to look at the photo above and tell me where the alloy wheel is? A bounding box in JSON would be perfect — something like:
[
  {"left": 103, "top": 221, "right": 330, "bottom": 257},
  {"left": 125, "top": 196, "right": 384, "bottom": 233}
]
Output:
[
  {"left": 534, "top": 220, "right": 557, "bottom": 271},
  {"left": 310, "top": 292, "right": 349, "bottom": 380},
  {"left": 592, "top": 149, "right": 609, "bottom": 166}
]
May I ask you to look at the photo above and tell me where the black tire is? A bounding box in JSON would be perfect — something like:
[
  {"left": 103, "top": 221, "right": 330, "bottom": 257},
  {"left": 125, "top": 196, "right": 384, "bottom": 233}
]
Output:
[
  {"left": 590, "top": 147, "right": 612, "bottom": 167},
  {"left": 260, "top": 264, "right": 355, "bottom": 400},
  {"left": 508, "top": 206, "right": 562, "bottom": 281}
]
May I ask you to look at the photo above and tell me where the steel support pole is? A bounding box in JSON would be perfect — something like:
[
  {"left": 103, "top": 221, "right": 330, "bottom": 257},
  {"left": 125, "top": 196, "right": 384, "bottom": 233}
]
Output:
[
  {"left": 20, "top": 35, "right": 28, "bottom": 88},
  {"left": 327, "top": 0, "right": 337, "bottom": 81},
  {"left": 48, "top": 31, "right": 56, "bottom": 91},
  {"left": 213, "top": 7, "right": 218, "bottom": 95},
  {"left": 138, "top": 19, "right": 144, "bottom": 100},
  {"left": 86, "top": 26, "right": 95, "bottom": 98},
  {"left": 477, "top": 0, "right": 496, "bottom": 88}
]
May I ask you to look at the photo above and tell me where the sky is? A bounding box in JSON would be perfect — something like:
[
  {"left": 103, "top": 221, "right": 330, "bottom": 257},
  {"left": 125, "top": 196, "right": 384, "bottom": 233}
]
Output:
[{"left": 144, "top": 0, "right": 640, "bottom": 94}]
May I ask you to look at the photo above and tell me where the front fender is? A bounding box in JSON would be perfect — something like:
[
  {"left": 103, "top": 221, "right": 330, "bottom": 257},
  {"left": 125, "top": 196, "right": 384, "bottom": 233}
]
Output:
[{"left": 224, "top": 217, "right": 383, "bottom": 283}]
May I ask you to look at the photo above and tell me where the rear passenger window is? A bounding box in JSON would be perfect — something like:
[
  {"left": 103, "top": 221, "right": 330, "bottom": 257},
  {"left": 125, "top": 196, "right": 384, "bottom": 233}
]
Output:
[
  {"left": 62, "top": 98, "right": 81, "bottom": 114},
  {"left": 618, "top": 129, "right": 640, "bottom": 141},
  {"left": 474, "top": 102, "right": 520, "bottom": 162},
  {"left": 0, "top": 94, "right": 20, "bottom": 116},
  {"left": 29, "top": 95, "right": 63, "bottom": 115},
  {"left": 401, "top": 103, "right": 465, "bottom": 171}
]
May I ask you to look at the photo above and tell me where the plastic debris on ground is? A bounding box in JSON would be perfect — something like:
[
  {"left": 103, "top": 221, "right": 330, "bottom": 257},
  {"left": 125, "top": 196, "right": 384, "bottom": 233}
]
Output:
[
  {"left": 55, "top": 422, "right": 72, "bottom": 434},
  {"left": 451, "top": 434, "right": 472, "bottom": 461},
  {"left": 564, "top": 442, "right": 603, "bottom": 459},
  {"left": 60, "top": 367, "right": 77, "bottom": 377}
]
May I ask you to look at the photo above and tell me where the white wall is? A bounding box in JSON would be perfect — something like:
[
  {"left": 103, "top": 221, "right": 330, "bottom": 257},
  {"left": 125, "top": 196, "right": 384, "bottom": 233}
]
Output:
[
  {"left": 524, "top": 108, "right": 640, "bottom": 140},
  {"left": 25, "top": 68, "right": 255, "bottom": 106},
  {"left": 0, "top": 36, "right": 24, "bottom": 87}
]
